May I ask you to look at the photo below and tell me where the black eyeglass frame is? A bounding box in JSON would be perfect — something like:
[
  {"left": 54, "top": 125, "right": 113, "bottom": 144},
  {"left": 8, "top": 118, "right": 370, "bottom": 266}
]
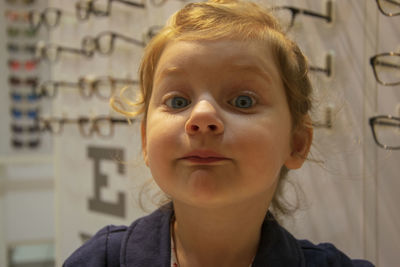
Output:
[
  {"left": 272, "top": 1, "right": 333, "bottom": 32},
  {"left": 309, "top": 52, "right": 334, "bottom": 78},
  {"left": 370, "top": 52, "right": 400, "bottom": 86},
  {"left": 369, "top": 115, "right": 400, "bottom": 150}
]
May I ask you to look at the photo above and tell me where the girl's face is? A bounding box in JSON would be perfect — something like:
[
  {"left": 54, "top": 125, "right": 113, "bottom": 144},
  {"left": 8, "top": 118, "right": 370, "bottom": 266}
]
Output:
[{"left": 142, "top": 39, "right": 309, "bottom": 209}]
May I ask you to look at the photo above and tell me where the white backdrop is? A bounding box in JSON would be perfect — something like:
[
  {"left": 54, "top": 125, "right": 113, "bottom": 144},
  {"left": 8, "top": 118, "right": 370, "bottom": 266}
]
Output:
[{"left": 40, "top": 0, "right": 400, "bottom": 266}]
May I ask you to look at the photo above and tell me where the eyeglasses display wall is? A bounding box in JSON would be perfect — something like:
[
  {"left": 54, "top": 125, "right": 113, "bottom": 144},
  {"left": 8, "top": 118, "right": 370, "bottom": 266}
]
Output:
[
  {"left": 1, "top": 0, "right": 52, "bottom": 157},
  {"left": 27, "top": 0, "right": 174, "bottom": 265},
  {"left": 0, "top": 0, "right": 398, "bottom": 267}
]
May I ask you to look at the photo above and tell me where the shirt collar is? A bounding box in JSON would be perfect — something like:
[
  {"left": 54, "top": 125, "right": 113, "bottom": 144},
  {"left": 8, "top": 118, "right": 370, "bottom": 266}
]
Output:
[{"left": 121, "top": 203, "right": 305, "bottom": 267}]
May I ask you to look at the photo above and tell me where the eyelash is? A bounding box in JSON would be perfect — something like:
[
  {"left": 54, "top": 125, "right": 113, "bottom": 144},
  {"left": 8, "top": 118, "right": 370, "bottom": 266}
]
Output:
[
  {"left": 164, "top": 95, "right": 191, "bottom": 109},
  {"left": 162, "top": 91, "right": 258, "bottom": 110},
  {"left": 228, "top": 93, "right": 257, "bottom": 109}
]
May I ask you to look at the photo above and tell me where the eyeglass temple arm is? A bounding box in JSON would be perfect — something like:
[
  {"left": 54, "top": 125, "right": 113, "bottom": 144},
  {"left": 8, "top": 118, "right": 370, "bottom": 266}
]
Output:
[
  {"left": 111, "top": 117, "right": 133, "bottom": 124},
  {"left": 373, "top": 121, "right": 400, "bottom": 128},
  {"left": 309, "top": 52, "right": 333, "bottom": 77},
  {"left": 60, "top": 81, "right": 80, "bottom": 87},
  {"left": 374, "top": 60, "right": 400, "bottom": 70},
  {"left": 114, "top": 78, "right": 139, "bottom": 84},
  {"left": 116, "top": 33, "right": 145, "bottom": 47},
  {"left": 312, "top": 107, "right": 333, "bottom": 129},
  {"left": 61, "top": 45, "right": 91, "bottom": 56},
  {"left": 113, "top": 0, "right": 145, "bottom": 8},
  {"left": 301, "top": 0, "right": 333, "bottom": 22}
]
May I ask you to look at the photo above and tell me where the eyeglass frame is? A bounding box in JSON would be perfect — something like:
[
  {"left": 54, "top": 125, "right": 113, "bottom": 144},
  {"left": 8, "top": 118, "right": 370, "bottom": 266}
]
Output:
[
  {"left": 82, "top": 31, "right": 145, "bottom": 56},
  {"left": 369, "top": 115, "right": 400, "bottom": 150},
  {"left": 5, "top": 10, "right": 30, "bottom": 22},
  {"left": 37, "top": 76, "right": 138, "bottom": 99},
  {"left": 11, "top": 107, "right": 40, "bottom": 119},
  {"left": 6, "top": 26, "right": 37, "bottom": 38},
  {"left": 75, "top": 0, "right": 145, "bottom": 21},
  {"left": 375, "top": 0, "right": 400, "bottom": 16},
  {"left": 309, "top": 52, "right": 334, "bottom": 77},
  {"left": 9, "top": 76, "right": 39, "bottom": 87},
  {"left": 10, "top": 91, "right": 41, "bottom": 102},
  {"left": 8, "top": 58, "right": 39, "bottom": 71},
  {"left": 78, "top": 116, "right": 131, "bottom": 137},
  {"left": 11, "top": 138, "right": 41, "bottom": 149},
  {"left": 28, "top": 8, "right": 65, "bottom": 31},
  {"left": 7, "top": 43, "right": 36, "bottom": 54},
  {"left": 78, "top": 76, "right": 139, "bottom": 99},
  {"left": 272, "top": 1, "right": 333, "bottom": 32},
  {"left": 370, "top": 52, "right": 400, "bottom": 86},
  {"left": 38, "top": 116, "right": 131, "bottom": 137},
  {"left": 36, "top": 42, "right": 91, "bottom": 62},
  {"left": 36, "top": 80, "right": 79, "bottom": 98},
  {"left": 11, "top": 123, "right": 40, "bottom": 134}
]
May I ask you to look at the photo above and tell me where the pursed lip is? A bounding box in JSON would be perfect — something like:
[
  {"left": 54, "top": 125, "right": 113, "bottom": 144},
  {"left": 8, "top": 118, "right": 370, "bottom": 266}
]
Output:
[{"left": 179, "top": 150, "right": 229, "bottom": 163}]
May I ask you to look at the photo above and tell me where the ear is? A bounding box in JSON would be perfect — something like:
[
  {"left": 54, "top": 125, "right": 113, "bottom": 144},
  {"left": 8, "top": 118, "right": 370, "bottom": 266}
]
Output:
[
  {"left": 284, "top": 116, "right": 313, "bottom": 170},
  {"left": 141, "top": 120, "right": 149, "bottom": 166}
]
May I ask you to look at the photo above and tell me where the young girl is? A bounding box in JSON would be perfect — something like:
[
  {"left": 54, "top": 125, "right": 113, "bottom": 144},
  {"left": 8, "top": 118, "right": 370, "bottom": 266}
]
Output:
[{"left": 64, "top": 0, "right": 374, "bottom": 266}]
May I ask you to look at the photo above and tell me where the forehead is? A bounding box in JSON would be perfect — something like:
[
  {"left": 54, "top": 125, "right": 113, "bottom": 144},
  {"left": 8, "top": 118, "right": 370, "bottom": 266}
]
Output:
[{"left": 154, "top": 39, "right": 279, "bottom": 80}]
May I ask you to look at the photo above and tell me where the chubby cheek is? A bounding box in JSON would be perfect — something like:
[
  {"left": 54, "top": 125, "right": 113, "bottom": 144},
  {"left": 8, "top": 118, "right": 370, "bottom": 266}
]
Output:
[
  {"left": 144, "top": 116, "right": 182, "bottom": 189},
  {"left": 231, "top": 121, "right": 291, "bottom": 186}
]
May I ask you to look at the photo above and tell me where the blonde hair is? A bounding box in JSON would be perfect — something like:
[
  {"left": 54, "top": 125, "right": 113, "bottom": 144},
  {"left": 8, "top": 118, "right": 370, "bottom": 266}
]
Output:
[{"left": 112, "top": 0, "right": 313, "bottom": 217}]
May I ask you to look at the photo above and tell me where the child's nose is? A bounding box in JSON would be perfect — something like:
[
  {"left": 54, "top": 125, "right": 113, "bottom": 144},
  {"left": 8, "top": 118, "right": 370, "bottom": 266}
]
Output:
[{"left": 185, "top": 100, "right": 224, "bottom": 135}]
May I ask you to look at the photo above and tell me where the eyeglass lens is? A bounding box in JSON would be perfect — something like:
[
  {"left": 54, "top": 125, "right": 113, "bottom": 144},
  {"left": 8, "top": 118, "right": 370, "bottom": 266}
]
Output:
[
  {"left": 7, "top": 43, "right": 36, "bottom": 54},
  {"left": 78, "top": 118, "right": 92, "bottom": 136},
  {"left": 372, "top": 117, "right": 400, "bottom": 149},
  {"left": 271, "top": 8, "right": 294, "bottom": 32},
  {"left": 373, "top": 54, "right": 400, "bottom": 86},
  {"left": 11, "top": 92, "right": 40, "bottom": 102},
  {"left": 95, "top": 78, "right": 114, "bottom": 99},
  {"left": 92, "top": 0, "right": 110, "bottom": 15},
  {"left": 97, "top": 34, "right": 114, "bottom": 54},
  {"left": 9, "top": 76, "right": 38, "bottom": 87},
  {"left": 95, "top": 118, "right": 114, "bottom": 136},
  {"left": 38, "top": 82, "right": 58, "bottom": 97},
  {"left": 377, "top": 0, "right": 400, "bottom": 16},
  {"left": 39, "top": 45, "right": 58, "bottom": 62},
  {"left": 30, "top": 9, "right": 62, "bottom": 30},
  {"left": 78, "top": 118, "right": 114, "bottom": 137},
  {"left": 12, "top": 138, "right": 41, "bottom": 149}
]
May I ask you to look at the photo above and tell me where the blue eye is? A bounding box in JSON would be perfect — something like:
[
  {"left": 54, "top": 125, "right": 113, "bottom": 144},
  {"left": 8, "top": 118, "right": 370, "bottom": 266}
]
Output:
[
  {"left": 231, "top": 95, "right": 255, "bottom": 109},
  {"left": 165, "top": 96, "right": 190, "bottom": 109}
]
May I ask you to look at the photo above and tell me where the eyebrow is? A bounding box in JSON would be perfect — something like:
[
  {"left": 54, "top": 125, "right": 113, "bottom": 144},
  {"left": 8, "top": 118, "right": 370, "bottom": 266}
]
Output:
[
  {"left": 154, "top": 66, "right": 187, "bottom": 84},
  {"left": 155, "top": 62, "right": 273, "bottom": 84},
  {"left": 227, "top": 63, "right": 273, "bottom": 83}
]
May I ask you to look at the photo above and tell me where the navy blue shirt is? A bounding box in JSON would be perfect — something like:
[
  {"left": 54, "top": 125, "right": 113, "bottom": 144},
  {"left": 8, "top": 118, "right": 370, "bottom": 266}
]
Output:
[{"left": 64, "top": 204, "right": 374, "bottom": 267}]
